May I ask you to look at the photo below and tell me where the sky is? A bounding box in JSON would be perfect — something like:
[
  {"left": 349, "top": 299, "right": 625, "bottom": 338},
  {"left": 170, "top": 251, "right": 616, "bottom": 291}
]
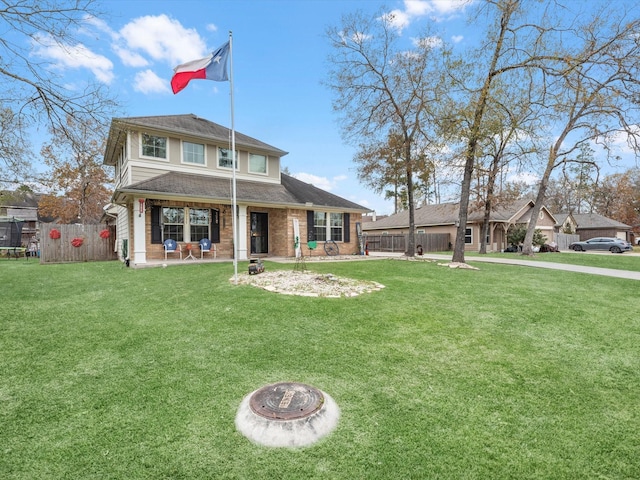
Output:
[{"left": 22, "top": 0, "right": 640, "bottom": 215}]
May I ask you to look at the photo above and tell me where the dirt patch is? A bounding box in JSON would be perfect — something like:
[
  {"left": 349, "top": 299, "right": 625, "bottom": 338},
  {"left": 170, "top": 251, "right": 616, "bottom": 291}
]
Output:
[{"left": 232, "top": 270, "right": 385, "bottom": 297}]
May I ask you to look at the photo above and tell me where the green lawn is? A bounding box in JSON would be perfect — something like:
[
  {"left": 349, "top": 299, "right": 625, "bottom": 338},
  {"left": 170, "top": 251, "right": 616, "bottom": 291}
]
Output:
[
  {"left": 466, "top": 249, "right": 640, "bottom": 271},
  {"left": 1, "top": 258, "right": 639, "bottom": 479}
]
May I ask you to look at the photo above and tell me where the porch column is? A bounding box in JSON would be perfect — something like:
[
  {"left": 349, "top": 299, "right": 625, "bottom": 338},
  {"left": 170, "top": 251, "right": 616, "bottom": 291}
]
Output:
[
  {"left": 237, "top": 205, "right": 248, "bottom": 260},
  {"left": 133, "top": 198, "right": 147, "bottom": 264}
]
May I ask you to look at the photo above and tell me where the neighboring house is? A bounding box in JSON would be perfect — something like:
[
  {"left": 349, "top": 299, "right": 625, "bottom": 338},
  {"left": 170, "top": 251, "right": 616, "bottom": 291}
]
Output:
[
  {"left": 553, "top": 212, "right": 577, "bottom": 234},
  {"left": 362, "top": 199, "right": 557, "bottom": 252},
  {"left": 103, "top": 114, "right": 369, "bottom": 266},
  {"left": 569, "top": 212, "right": 632, "bottom": 242},
  {"left": 0, "top": 190, "right": 47, "bottom": 246}
]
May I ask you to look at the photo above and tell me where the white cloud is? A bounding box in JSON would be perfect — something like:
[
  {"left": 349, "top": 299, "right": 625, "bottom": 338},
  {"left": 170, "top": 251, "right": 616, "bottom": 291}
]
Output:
[
  {"left": 404, "top": 0, "right": 435, "bottom": 16},
  {"left": 507, "top": 171, "right": 539, "bottom": 185},
  {"left": 133, "top": 69, "right": 171, "bottom": 94},
  {"left": 451, "top": 35, "right": 464, "bottom": 43},
  {"left": 113, "top": 45, "right": 149, "bottom": 68},
  {"left": 31, "top": 34, "right": 114, "bottom": 84},
  {"left": 293, "top": 172, "right": 346, "bottom": 192},
  {"left": 206, "top": 23, "right": 218, "bottom": 32},
  {"left": 118, "top": 14, "right": 207, "bottom": 66},
  {"left": 431, "top": 0, "right": 472, "bottom": 15},
  {"left": 381, "top": 10, "right": 411, "bottom": 31},
  {"left": 388, "top": 0, "right": 472, "bottom": 31},
  {"left": 412, "top": 36, "right": 444, "bottom": 49}
]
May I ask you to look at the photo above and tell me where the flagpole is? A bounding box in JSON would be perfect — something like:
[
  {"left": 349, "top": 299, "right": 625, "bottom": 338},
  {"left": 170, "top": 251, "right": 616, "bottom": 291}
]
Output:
[{"left": 229, "top": 31, "right": 238, "bottom": 284}]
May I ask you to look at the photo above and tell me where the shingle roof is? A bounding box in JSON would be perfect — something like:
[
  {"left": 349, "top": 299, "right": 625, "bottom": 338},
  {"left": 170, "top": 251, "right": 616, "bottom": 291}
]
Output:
[
  {"left": 363, "top": 199, "right": 536, "bottom": 231},
  {"left": 572, "top": 212, "right": 631, "bottom": 229},
  {"left": 104, "top": 114, "right": 287, "bottom": 165},
  {"left": 119, "top": 172, "right": 369, "bottom": 212}
]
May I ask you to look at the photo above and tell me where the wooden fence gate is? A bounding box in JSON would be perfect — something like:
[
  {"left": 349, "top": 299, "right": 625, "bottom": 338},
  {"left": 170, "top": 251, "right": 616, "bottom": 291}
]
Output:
[
  {"left": 40, "top": 224, "right": 117, "bottom": 263},
  {"left": 554, "top": 233, "right": 580, "bottom": 251}
]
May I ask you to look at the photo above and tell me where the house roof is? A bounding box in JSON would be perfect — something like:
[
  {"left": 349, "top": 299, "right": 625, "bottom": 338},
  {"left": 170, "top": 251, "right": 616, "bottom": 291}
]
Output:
[
  {"left": 362, "top": 199, "right": 543, "bottom": 231},
  {"left": 116, "top": 171, "right": 369, "bottom": 212},
  {"left": 104, "top": 114, "right": 288, "bottom": 166},
  {"left": 571, "top": 212, "right": 631, "bottom": 230}
]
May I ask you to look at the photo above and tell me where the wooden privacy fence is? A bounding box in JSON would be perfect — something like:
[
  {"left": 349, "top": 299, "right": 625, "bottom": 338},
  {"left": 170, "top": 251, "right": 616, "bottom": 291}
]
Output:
[
  {"left": 554, "top": 233, "right": 580, "bottom": 251},
  {"left": 364, "top": 233, "right": 450, "bottom": 254},
  {"left": 40, "top": 224, "right": 117, "bottom": 263}
]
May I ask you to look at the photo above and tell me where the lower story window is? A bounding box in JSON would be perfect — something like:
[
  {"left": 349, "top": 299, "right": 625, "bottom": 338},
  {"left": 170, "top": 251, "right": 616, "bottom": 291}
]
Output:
[
  {"left": 163, "top": 207, "right": 184, "bottom": 242},
  {"left": 190, "top": 208, "right": 210, "bottom": 242},
  {"left": 465, "top": 227, "right": 472, "bottom": 244},
  {"left": 162, "top": 207, "right": 211, "bottom": 243},
  {"left": 314, "top": 211, "right": 344, "bottom": 242}
]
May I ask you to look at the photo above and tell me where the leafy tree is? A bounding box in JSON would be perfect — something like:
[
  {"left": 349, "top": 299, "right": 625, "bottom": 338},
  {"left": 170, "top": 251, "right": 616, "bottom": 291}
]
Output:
[
  {"left": 507, "top": 224, "right": 546, "bottom": 248},
  {"left": 38, "top": 116, "right": 112, "bottom": 224},
  {"left": 593, "top": 169, "right": 640, "bottom": 229},
  {"left": 0, "top": 0, "right": 116, "bottom": 183},
  {"left": 325, "top": 10, "right": 447, "bottom": 256}
]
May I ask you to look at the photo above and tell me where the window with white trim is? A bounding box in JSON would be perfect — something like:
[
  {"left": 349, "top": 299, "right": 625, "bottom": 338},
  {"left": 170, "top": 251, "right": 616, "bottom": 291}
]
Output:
[
  {"left": 162, "top": 207, "right": 213, "bottom": 243},
  {"left": 249, "top": 153, "right": 267, "bottom": 174},
  {"left": 183, "top": 141, "right": 205, "bottom": 165},
  {"left": 218, "top": 147, "right": 238, "bottom": 169},
  {"left": 465, "top": 227, "right": 472, "bottom": 244},
  {"left": 141, "top": 133, "right": 167, "bottom": 159},
  {"left": 314, "top": 212, "right": 344, "bottom": 242},
  {"left": 163, "top": 207, "right": 185, "bottom": 242},
  {"left": 189, "top": 208, "right": 210, "bottom": 242}
]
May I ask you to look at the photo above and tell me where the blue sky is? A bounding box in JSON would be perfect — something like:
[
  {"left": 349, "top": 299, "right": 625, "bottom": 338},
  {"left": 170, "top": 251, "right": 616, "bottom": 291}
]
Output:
[{"left": 26, "top": 0, "right": 639, "bottom": 214}]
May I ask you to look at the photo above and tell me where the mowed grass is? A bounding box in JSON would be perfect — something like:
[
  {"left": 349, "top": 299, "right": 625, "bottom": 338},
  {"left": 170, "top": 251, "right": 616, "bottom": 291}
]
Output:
[
  {"left": 466, "top": 249, "right": 640, "bottom": 272},
  {"left": 1, "top": 257, "right": 639, "bottom": 479}
]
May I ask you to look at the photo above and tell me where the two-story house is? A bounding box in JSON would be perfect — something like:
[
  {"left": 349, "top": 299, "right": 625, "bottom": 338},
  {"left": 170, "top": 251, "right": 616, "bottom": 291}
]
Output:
[{"left": 103, "top": 114, "right": 369, "bottom": 266}]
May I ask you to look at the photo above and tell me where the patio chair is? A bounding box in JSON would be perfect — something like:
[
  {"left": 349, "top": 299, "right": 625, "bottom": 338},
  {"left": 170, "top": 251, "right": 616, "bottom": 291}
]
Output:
[
  {"left": 199, "top": 238, "right": 216, "bottom": 259},
  {"left": 163, "top": 239, "right": 182, "bottom": 260}
]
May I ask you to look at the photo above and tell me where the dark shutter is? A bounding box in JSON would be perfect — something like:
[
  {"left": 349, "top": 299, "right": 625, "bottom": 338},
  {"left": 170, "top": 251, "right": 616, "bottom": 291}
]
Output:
[
  {"left": 307, "top": 210, "right": 315, "bottom": 241},
  {"left": 343, "top": 213, "right": 350, "bottom": 242},
  {"left": 211, "top": 208, "right": 220, "bottom": 243},
  {"left": 151, "top": 206, "right": 162, "bottom": 244}
]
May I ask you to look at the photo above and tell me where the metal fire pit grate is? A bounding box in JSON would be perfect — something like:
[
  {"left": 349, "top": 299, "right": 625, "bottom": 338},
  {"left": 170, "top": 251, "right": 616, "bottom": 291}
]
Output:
[{"left": 249, "top": 382, "right": 324, "bottom": 420}]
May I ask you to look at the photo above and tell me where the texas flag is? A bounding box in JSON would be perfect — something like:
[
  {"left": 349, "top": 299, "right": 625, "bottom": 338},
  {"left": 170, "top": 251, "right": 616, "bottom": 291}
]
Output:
[{"left": 171, "top": 41, "right": 230, "bottom": 94}]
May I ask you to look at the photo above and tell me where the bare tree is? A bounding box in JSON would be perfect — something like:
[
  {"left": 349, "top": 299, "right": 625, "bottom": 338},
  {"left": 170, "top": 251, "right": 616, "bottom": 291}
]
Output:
[
  {"left": 521, "top": 9, "right": 640, "bottom": 255},
  {"left": 325, "top": 10, "right": 447, "bottom": 256},
  {"left": 0, "top": 0, "right": 117, "bottom": 183}
]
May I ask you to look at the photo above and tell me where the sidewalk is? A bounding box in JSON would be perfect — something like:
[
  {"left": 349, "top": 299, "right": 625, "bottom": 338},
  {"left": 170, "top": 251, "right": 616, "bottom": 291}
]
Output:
[{"left": 415, "top": 253, "right": 640, "bottom": 281}]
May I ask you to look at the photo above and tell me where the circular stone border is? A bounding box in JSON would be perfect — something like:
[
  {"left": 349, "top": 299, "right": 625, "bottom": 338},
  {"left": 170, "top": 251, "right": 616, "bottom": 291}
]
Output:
[{"left": 235, "top": 382, "right": 340, "bottom": 448}]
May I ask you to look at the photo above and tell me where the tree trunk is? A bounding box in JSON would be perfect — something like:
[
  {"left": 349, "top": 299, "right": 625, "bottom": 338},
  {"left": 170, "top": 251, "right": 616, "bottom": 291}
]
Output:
[{"left": 452, "top": 2, "right": 514, "bottom": 264}]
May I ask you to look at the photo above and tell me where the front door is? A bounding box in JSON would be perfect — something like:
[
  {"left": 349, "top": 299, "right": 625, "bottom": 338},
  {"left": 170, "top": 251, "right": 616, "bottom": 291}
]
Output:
[{"left": 250, "top": 212, "right": 268, "bottom": 255}]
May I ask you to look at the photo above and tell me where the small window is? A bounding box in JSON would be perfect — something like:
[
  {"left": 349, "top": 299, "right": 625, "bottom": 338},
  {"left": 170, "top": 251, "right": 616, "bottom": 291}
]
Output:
[
  {"left": 249, "top": 153, "right": 267, "bottom": 174},
  {"left": 183, "top": 141, "right": 205, "bottom": 165},
  {"left": 141, "top": 133, "right": 167, "bottom": 159},
  {"left": 417, "top": 229, "right": 425, "bottom": 234},
  {"left": 465, "top": 227, "right": 472, "bottom": 244},
  {"left": 218, "top": 147, "right": 238, "bottom": 169}
]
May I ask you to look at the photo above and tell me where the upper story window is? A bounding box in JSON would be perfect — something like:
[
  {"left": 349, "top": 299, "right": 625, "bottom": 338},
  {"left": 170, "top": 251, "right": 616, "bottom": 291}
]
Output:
[
  {"left": 249, "top": 153, "right": 267, "bottom": 174},
  {"left": 218, "top": 147, "right": 238, "bottom": 169},
  {"left": 141, "top": 133, "right": 167, "bottom": 159},
  {"left": 183, "top": 141, "right": 205, "bottom": 165}
]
